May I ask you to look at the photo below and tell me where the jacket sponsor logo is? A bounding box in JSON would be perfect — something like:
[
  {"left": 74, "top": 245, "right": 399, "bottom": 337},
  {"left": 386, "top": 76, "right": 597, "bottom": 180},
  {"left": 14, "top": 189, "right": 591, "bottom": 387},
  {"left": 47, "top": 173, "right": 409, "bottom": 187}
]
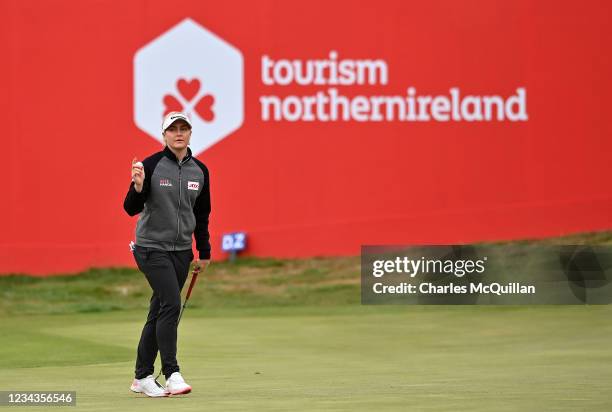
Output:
[
  {"left": 160, "top": 179, "right": 173, "bottom": 187},
  {"left": 187, "top": 181, "right": 200, "bottom": 191}
]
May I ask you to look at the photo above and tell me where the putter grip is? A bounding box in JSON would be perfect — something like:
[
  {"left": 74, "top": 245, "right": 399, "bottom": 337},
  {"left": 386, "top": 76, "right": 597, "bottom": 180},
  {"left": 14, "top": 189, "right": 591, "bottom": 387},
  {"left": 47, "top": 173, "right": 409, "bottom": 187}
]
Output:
[{"left": 185, "top": 268, "right": 200, "bottom": 299}]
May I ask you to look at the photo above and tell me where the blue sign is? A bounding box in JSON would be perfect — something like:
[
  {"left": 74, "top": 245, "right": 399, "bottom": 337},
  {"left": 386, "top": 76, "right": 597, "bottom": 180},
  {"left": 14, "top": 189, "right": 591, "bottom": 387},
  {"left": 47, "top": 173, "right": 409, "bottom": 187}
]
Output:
[{"left": 222, "top": 232, "right": 247, "bottom": 252}]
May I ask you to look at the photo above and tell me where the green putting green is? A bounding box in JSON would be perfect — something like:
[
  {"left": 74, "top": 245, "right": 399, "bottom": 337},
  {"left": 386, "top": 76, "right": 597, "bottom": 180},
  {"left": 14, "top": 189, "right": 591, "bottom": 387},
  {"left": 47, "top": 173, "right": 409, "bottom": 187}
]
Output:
[{"left": 1, "top": 305, "right": 611, "bottom": 411}]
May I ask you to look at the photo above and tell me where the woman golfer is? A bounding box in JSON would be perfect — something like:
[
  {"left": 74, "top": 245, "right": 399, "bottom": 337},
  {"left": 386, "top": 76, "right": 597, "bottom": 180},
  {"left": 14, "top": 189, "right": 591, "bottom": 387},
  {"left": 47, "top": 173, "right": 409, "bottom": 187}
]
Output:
[{"left": 123, "top": 112, "right": 211, "bottom": 397}]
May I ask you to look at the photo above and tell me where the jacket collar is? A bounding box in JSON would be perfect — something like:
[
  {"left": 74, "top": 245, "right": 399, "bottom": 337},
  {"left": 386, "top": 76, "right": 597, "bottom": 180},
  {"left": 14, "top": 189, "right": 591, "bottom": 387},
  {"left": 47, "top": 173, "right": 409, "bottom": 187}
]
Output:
[{"left": 163, "top": 146, "right": 192, "bottom": 165}]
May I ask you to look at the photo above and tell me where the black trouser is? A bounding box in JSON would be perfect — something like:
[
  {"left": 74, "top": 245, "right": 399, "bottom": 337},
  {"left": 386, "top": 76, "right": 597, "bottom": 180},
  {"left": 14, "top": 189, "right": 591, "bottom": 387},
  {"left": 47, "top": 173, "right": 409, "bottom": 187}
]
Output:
[{"left": 133, "top": 245, "right": 193, "bottom": 380}]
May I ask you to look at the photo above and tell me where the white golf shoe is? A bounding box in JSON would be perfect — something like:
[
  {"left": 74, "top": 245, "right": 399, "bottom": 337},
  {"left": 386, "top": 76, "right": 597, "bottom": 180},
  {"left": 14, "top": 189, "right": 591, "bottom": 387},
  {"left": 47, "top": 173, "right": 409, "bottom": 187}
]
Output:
[
  {"left": 165, "top": 372, "right": 192, "bottom": 395},
  {"left": 130, "top": 375, "right": 169, "bottom": 397}
]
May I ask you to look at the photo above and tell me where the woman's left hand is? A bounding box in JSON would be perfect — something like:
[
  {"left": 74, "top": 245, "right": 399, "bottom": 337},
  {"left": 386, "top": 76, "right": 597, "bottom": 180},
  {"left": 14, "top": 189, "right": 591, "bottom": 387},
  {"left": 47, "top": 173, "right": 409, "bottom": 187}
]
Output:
[{"left": 194, "top": 259, "right": 210, "bottom": 271}]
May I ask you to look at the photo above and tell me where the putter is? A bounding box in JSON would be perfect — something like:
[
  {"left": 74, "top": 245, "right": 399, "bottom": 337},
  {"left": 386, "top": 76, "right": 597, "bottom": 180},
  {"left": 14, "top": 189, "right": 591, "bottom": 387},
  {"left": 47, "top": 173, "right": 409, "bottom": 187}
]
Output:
[{"left": 153, "top": 264, "right": 202, "bottom": 388}]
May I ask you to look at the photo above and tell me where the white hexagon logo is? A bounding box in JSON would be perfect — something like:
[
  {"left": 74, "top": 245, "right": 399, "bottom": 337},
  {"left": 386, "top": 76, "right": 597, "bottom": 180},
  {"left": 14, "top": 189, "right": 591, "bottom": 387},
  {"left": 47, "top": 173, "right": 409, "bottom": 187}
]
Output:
[{"left": 134, "top": 18, "right": 244, "bottom": 155}]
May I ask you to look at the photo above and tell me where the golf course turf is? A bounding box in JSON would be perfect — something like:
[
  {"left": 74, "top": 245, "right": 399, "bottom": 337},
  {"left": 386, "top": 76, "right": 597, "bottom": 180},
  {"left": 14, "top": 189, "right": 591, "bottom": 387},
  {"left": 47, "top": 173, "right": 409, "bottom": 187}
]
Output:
[
  {"left": 1, "top": 231, "right": 612, "bottom": 411},
  {"left": 1, "top": 305, "right": 611, "bottom": 411}
]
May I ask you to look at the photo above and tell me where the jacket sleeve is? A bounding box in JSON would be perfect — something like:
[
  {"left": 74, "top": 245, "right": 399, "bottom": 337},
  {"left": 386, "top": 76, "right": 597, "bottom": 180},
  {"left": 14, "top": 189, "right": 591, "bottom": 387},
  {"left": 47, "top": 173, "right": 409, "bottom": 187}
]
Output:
[
  {"left": 193, "top": 164, "right": 211, "bottom": 259},
  {"left": 123, "top": 160, "right": 153, "bottom": 216}
]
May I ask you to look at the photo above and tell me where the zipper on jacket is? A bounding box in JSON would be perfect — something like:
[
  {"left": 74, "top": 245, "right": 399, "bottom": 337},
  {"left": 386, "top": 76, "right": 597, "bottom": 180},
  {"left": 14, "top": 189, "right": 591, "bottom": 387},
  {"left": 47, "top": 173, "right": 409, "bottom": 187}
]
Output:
[{"left": 174, "top": 163, "right": 183, "bottom": 246}]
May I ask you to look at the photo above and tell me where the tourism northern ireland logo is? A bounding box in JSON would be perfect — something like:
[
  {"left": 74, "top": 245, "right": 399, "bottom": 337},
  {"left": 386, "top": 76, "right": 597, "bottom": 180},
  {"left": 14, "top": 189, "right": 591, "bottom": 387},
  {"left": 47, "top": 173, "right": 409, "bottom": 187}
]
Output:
[{"left": 134, "top": 18, "right": 244, "bottom": 155}]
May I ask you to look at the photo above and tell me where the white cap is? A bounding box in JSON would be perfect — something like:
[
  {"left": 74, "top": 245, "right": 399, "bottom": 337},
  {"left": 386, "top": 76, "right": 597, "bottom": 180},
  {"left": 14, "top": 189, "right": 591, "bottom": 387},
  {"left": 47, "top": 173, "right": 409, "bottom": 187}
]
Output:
[{"left": 162, "top": 112, "right": 192, "bottom": 132}]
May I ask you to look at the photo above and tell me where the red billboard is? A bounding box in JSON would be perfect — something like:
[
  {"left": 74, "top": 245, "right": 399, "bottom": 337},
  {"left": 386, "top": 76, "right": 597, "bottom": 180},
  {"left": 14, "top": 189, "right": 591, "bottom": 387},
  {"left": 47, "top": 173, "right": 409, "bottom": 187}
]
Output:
[{"left": 2, "top": 0, "right": 611, "bottom": 274}]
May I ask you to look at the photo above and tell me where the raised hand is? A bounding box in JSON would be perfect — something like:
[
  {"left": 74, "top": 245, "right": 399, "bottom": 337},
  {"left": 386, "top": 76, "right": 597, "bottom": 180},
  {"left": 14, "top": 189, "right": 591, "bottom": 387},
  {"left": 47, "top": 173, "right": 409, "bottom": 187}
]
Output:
[{"left": 132, "top": 157, "right": 145, "bottom": 192}]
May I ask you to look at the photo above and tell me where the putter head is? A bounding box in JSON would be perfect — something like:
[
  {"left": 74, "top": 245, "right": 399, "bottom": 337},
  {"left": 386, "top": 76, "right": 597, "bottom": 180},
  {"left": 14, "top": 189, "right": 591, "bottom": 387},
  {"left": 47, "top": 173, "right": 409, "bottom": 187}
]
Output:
[{"left": 154, "top": 375, "right": 165, "bottom": 389}]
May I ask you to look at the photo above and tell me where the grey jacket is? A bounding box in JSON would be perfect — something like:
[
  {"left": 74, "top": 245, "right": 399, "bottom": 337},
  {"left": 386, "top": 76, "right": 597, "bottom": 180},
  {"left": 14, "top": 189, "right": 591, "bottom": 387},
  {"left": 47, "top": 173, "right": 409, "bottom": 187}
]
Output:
[{"left": 123, "top": 147, "right": 211, "bottom": 259}]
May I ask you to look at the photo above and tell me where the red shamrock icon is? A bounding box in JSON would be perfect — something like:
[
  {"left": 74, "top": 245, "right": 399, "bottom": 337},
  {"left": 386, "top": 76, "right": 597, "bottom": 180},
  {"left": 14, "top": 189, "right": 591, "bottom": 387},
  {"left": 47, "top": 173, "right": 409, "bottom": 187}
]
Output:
[{"left": 163, "top": 78, "right": 215, "bottom": 122}]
